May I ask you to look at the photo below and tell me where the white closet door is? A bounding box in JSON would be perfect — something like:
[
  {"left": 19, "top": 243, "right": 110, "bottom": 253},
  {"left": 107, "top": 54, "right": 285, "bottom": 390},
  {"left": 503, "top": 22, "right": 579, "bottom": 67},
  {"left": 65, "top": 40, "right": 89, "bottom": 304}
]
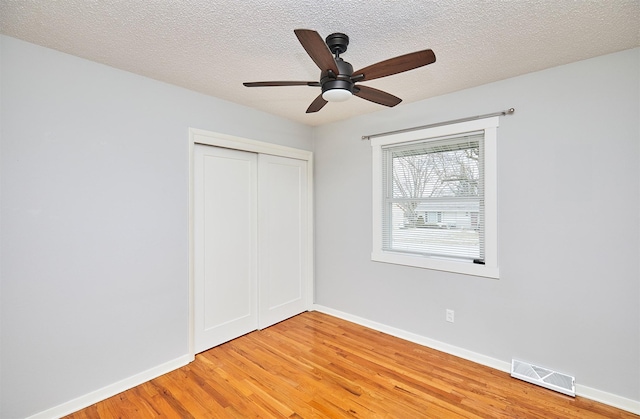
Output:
[
  {"left": 258, "top": 154, "right": 308, "bottom": 329},
  {"left": 193, "top": 144, "right": 258, "bottom": 353}
]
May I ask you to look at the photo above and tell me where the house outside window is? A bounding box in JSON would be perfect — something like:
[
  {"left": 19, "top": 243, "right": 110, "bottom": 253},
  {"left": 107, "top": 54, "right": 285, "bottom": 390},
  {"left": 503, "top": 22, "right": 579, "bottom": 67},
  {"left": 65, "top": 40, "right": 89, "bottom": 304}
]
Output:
[{"left": 371, "top": 117, "right": 499, "bottom": 278}]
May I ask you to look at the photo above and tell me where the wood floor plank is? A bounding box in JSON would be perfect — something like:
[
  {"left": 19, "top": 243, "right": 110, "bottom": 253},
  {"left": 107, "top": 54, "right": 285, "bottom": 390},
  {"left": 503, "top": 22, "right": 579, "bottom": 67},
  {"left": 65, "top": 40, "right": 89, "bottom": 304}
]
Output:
[{"left": 64, "top": 311, "right": 639, "bottom": 419}]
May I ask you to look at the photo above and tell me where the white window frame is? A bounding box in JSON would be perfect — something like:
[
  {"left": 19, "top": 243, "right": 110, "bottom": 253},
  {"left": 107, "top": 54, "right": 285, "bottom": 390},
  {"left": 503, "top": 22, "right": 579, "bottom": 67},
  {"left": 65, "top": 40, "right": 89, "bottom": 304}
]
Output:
[{"left": 371, "top": 117, "right": 499, "bottom": 279}]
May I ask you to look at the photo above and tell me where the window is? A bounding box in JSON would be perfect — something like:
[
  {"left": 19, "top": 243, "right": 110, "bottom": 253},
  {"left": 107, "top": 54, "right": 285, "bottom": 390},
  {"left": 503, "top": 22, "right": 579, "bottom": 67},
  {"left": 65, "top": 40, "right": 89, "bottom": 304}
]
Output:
[{"left": 371, "top": 117, "right": 499, "bottom": 278}]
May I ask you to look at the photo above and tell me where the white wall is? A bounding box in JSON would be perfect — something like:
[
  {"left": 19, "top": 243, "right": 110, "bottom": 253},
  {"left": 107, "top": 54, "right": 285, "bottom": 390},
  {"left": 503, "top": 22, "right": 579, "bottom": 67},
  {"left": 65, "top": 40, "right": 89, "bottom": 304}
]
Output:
[
  {"left": 314, "top": 48, "right": 639, "bottom": 403},
  {"left": 0, "top": 35, "right": 312, "bottom": 418}
]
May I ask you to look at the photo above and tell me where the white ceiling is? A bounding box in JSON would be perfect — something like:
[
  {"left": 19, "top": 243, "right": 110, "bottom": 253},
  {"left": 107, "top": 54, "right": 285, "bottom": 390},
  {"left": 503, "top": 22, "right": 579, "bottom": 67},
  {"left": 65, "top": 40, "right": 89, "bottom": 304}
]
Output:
[{"left": 1, "top": 1, "right": 638, "bottom": 126}]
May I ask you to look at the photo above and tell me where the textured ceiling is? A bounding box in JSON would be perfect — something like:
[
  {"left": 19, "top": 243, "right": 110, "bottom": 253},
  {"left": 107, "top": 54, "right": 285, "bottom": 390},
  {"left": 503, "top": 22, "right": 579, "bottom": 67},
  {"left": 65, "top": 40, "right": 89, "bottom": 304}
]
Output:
[{"left": 1, "top": 0, "right": 638, "bottom": 126}]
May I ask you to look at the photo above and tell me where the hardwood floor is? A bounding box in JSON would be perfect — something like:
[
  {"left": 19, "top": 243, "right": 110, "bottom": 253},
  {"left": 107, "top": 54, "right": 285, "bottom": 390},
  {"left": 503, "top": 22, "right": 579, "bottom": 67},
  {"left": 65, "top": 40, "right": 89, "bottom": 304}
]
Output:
[{"left": 65, "top": 311, "right": 637, "bottom": 418}]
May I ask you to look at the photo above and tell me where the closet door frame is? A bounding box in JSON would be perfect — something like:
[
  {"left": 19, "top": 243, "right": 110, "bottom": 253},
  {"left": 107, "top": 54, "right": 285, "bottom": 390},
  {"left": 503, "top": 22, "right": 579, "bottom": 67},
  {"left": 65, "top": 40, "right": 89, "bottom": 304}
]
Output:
[{"left": 188, "top": 128, "right": 314, "bottom": 358}]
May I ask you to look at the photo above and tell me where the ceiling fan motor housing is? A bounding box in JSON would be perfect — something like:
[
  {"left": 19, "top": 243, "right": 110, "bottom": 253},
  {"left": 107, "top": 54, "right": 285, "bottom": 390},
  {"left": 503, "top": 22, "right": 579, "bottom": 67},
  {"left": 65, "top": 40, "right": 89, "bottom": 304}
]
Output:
[{"left": 321, "top": 58, "right": 354, "bottom": 94}]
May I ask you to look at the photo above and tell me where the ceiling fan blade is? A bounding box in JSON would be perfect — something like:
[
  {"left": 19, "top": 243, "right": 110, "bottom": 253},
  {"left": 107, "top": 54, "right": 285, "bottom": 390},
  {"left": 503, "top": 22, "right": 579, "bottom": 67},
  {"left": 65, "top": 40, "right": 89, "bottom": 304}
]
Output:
[
  {"left": 243, "top": 81, "right": 320, "bottom": 87},
  {"left": 354, "top": 85, "right": 402, "bottom": 107},
  {"left": 294, "top": 29, "right": 339, "bottom": 74},
  {"left": 306, "top": 94, "right": 328, "bottom": 113},
  {"left": 353, "top": 49, "right": 436, "bottom": 82}
]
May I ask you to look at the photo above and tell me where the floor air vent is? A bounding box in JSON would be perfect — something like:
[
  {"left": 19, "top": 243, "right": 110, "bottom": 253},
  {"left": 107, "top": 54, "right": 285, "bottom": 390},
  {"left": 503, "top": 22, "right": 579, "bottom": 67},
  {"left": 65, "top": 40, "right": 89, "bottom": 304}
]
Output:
[{"left": 511, "top": 359, "right": 575, "bottom": 397}]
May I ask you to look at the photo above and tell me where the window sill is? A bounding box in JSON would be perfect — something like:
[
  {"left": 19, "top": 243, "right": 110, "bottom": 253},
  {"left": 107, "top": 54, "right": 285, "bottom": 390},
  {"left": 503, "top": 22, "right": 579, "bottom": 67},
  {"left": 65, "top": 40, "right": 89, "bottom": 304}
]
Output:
[{"left": 371, "top": 250, "right": 499, "bottom": 279}]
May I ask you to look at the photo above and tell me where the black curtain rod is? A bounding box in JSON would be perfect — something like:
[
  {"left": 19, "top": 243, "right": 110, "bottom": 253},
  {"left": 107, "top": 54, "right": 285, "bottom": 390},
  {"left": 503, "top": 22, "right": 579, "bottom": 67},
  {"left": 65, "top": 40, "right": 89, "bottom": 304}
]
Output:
[{"left": 361, "top": 108, "right": 515, "bottom": 140}]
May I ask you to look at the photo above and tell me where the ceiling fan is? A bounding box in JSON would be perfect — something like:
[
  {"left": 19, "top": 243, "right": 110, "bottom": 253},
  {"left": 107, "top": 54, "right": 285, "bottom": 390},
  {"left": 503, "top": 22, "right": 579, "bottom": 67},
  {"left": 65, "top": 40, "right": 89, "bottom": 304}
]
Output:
[{"left": 243, "top": 29, "right": 436, "bottom": 113}]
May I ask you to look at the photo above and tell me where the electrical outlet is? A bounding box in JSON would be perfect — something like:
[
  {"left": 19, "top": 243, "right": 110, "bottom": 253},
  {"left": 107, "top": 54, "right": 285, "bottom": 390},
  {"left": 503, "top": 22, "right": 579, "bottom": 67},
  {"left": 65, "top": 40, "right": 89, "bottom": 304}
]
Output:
[{"left": 446, "top": 309, "right": 455, "bottom": 323}]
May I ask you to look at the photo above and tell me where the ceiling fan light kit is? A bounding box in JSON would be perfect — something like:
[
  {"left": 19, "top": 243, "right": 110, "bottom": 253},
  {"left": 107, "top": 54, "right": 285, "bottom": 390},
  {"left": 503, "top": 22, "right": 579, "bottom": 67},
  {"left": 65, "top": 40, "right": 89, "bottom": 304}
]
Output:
[
  {"left": 243, "top": 29, "right": 436, "bottom": 113},
  {"left": 322, "top": 88, "right": 352, "bottom": 102}
]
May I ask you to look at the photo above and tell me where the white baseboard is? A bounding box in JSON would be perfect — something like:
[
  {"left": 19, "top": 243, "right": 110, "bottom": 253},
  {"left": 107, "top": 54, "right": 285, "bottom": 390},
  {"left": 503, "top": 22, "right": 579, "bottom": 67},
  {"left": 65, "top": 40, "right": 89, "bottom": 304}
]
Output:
[
  {"left": 575, "top": 384, "right": 640, "bottom": 415},
  {"left": 27, "top": 354, "right": 194, "bottom": 419},
  {"left": 311, "top": 304, "right": 640, "bottom": 416}
]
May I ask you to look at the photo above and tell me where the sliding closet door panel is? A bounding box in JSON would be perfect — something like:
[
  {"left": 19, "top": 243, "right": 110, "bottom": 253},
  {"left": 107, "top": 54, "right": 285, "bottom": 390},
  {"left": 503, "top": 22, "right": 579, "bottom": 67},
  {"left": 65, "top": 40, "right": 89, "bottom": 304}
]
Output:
[
  {"left": 258, "top": 154, "right": 308, "bottom": 329},
  {"left": 194, "top": 144, "right": 258, "bottom": 353}
]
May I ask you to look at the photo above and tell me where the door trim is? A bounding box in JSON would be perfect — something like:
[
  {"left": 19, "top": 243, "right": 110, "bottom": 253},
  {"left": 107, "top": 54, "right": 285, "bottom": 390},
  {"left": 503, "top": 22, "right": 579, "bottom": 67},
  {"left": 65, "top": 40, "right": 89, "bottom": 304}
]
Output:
[{"left": 188, "top": 128, "right": 314, "bottom": 358}]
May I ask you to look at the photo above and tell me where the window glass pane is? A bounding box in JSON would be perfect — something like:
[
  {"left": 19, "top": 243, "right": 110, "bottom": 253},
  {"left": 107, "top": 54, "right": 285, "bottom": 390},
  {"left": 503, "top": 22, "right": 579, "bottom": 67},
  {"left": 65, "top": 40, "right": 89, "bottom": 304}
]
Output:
[
  {"left": 390, "top": 136, "right": 480, "bottom": 199},
  {"left": 382, "top": 133, "right": 484, "bottom": 261},
  {"left": 387, "top": 202, "right": 480, "bottom": 259}
]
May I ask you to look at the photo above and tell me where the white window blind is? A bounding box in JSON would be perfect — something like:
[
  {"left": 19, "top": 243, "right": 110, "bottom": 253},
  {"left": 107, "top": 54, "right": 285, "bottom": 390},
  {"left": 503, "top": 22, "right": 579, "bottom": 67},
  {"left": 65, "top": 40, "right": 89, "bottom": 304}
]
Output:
[{"left": 381, "top": 132, "right": 485, "bottom": 262}]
